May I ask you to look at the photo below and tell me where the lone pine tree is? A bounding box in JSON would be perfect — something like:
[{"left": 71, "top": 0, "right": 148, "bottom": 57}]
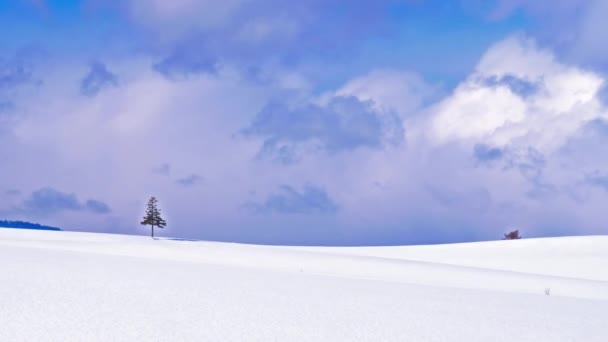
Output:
[{"left": 141, "top": 196, "right": 166, "bottom": 238}]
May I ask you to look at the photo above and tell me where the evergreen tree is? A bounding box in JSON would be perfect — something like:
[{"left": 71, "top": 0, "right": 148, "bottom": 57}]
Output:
[{"left": 140, "top": 196, "right": 166, "bottom": 238}]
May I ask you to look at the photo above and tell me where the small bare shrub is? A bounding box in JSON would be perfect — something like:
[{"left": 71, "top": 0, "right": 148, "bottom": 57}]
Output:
[{"left": 503, "top": 229, "right": 522, "bottom": 240}]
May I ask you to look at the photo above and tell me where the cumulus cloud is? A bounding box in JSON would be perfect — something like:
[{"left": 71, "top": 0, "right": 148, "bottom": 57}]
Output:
[
  {"left": 245, "top": 185, "right": 338, "bottom": 215},
  {"left": 152, "top": 163, "right": 171, "bottom": 176},
  {"left": 481, "top": 75, "right": 538, "bottom": 98},
  {"left": 18, "top": 188, "right": 111, "bottom": 216},
  {"left": 153, "top": 42, "right": 218, "bottom": 79},
  {"left": 426, "top": 184, "right": 492, "bottom": 213},
  {"left": 0, "top": 50, "right": 41, "bottom": 119},
  {"left": 335, "top": 70, "right": 438, "bottom": 116},
  {"left": 430, "top": 35, "right": 606, "bottom": 151},
  {"left": 80, "top": 62, "right": 118, "bottom": 97},
  {"left": 473, "top": 144, "right": 503, "bottom": 163},
  {"left": 3, "top": 189, "right": 20, "bottom": 197},
  {"left": 176, "top": 174, "right": 203, "bottom": 187},
  {"left": 123, "top": 0, "right": 245, "bottom": 37},
  {"left": 23, "top": 188, "right": 82, "bottom": 214},
  {"left": 0, "top": 59, "right": 33, "bottom": 90},
  {"left": 585, "top": 170, "right": 608, "bottom": 191},
  {"left": 99, "top": 0, "right": 411, "bottom": 80},
  {"left": 244, "top": 96, "right": 403, "bottom": 163},
  {"left": 487, "top": 1, "right": 608, "bottom": 68},
  {"left": 85, "top": 199, "right": 112, "bottom": 214},
  {"left": 5, "top": 19, "right": 608, "bottom": 245}
]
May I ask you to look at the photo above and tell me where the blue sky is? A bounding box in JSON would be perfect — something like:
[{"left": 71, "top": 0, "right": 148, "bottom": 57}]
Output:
[{"left": 1, "top": 0, "right": 608, "bottom": 245}]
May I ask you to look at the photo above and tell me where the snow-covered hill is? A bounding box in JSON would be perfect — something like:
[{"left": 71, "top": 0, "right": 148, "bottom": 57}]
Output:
[{"left": 1, "top": 228, "right": 607, "bottom": 341}]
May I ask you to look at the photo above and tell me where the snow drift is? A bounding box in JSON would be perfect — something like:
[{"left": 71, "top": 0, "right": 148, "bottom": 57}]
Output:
[{"left": 1, "top": 228, "right": 606, "bottom": 341}]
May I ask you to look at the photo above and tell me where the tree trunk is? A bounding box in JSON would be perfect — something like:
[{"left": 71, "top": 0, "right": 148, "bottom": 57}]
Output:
[{"left": 151, "top": 224, "right": 154, "bottom": 238}]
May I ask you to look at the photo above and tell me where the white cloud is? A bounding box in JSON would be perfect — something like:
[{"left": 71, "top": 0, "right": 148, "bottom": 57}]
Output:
[
  {"left": 430, "top": 35, "right": 606, "bottom": 151},
  {"left": 489, "top": 1, "right": 608, "bottom": 67},
  {"left": 2, "top": 58, "right": 269, "bottom": 234},
  {"left": 126, "top": 0, "right": 245, "bottom": 33},
  {"left": 236, "top": 14, "right": 300, "bottom": 44},
  {"left": 5, "top": 33, "right": 608, "bottom": 243},
  {"left": 335, "top": 70, "right": 435, "bottom": 116},
  {"left": 475, "top": 35, "right": 558, "bottom": 79}
]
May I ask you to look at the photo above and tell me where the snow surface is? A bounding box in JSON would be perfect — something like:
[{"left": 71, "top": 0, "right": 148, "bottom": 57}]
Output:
[{"left": 1, "top": 228, "right": 607, "bottom": 341}]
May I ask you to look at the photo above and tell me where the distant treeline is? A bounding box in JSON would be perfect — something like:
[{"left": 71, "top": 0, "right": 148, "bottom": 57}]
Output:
[{"left": 0, "top": 220, "right": 62, "bottom": 231}]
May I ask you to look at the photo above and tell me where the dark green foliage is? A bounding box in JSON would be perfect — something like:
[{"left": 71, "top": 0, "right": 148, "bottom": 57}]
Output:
[{"left": 140, "top": 196, "right": 166, "bottom": 237}]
